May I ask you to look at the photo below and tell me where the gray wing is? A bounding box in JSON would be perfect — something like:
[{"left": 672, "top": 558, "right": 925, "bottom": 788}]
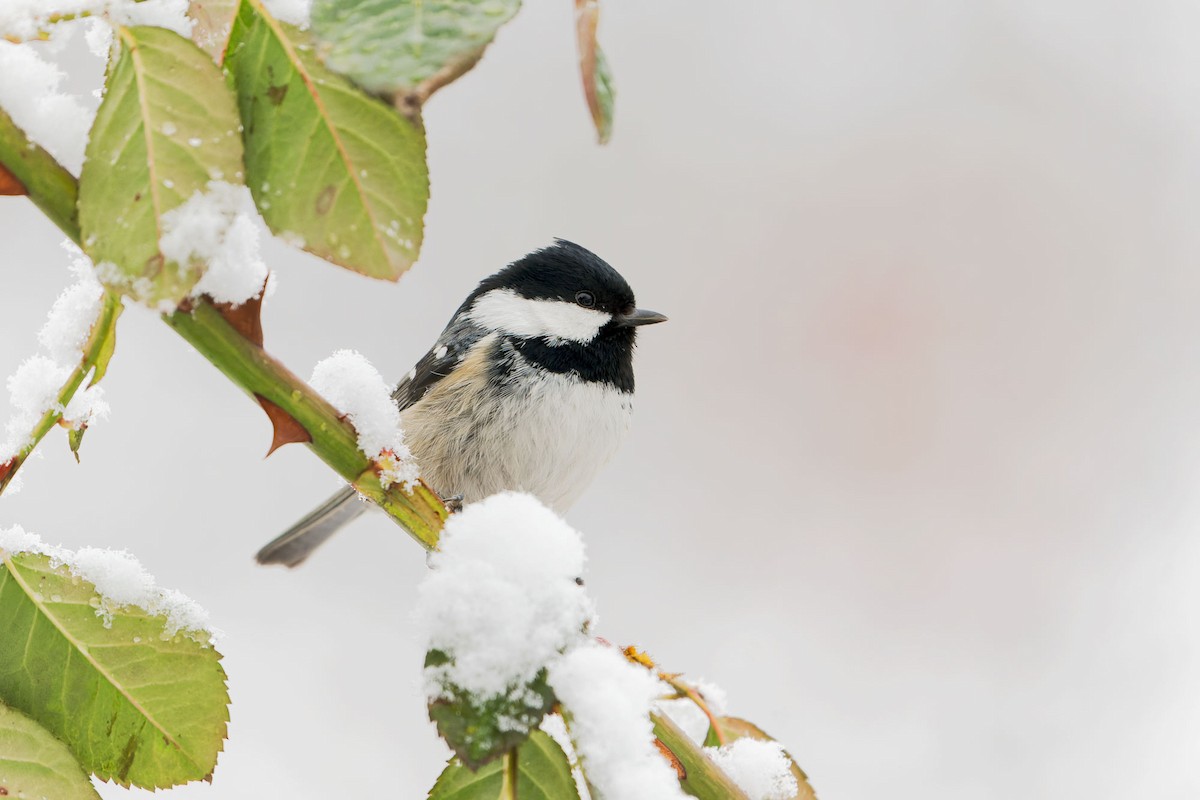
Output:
[{"left": 391, "top": 315, "right": 486, "bottom": 410}]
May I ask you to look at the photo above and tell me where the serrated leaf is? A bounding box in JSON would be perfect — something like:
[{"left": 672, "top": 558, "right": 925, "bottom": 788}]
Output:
[
  {"left": 79, "top": 26, "right": 245, "bottom": 308},
  {"left": 429, "top": 730, "right": 580, "bottom": 800},
  {"left": 426, "top": 649, "right": 556, "bottom": 770},
  {"left": 714, "top": 717, "right": 817, "bottom": 800},
  {"left": 574, "top": 0, "right": 614, "bottom": 144},
  {"left": 310, "top": 0, "right": 521, "bottom": 100},
  {"left": 225, "top": 0, "right": 429, "bottom": 280},
  {"left": 0, "top": 702, "right": 101, "bottom": 800},
  {"left": 0, "top": 552, "right": 229, "bottom": 789}
]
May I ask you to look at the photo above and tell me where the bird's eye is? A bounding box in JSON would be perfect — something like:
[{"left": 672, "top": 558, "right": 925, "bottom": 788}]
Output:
[{"left": 575, "top": 291, "right": 596, "bottom": 308}]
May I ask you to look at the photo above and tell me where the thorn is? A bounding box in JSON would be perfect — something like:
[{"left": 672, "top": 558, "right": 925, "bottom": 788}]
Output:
[
  {"left": 255, "top": 395, "right": 311, "bottom": 456},
  {"left": 210, "top": 284, "right": 266, "bottom": 347},
  {"left": 0, "top": 163, "right": 26, "bottom": 196}
]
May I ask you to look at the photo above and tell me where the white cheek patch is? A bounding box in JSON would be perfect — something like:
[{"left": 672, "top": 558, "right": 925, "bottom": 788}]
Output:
[{"left": 467, "top": 288, "right": 611, "bottom": 344}]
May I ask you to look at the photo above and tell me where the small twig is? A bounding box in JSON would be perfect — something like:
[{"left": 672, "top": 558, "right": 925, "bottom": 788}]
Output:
[{"left": 0, "top": 292, "right": 123, "bottom": 494}]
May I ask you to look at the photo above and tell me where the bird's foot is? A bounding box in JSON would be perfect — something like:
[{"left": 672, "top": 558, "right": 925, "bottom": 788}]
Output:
[{"left": 443, "top": 494, "right": 464, "bottom": 514}]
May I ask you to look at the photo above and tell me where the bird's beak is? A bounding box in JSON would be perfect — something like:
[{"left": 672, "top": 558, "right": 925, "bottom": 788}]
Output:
[{"left": 618, "top": 308, "right": 668, "bottom": 327}]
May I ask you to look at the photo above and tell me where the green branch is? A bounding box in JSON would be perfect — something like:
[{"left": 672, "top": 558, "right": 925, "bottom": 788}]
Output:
[
  {"left": 651, "top": 711, "right": 751, "bottom": 800},
  {"left": 0, "top": 109, "right": 79, "bottom": 237},
  {"left": 0, "top": 107, "right": 446, "bottom": 549},
  {"left": 163, "top": 303, "right": 446, "bottom": 549}
]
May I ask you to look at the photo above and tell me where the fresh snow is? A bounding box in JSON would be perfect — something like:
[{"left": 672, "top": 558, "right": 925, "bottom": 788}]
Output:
[
  {"left": 261, "top": 0, "right": 311, "bottom": 28},
  {"left": 705, "top": 738, "right": 800, "bottom": 800},
  {"left": 0, "top": 1, "right": 193, "bottom": 174},
  {"left": 0, "top": 41, "right": 91, "bottom": 173},
  {"left": 0, "top": 243, "right": 108, "bottom": 464},
  {"left": 0, "top": 525, "right": 215, "bottom": 639},
  {"left": 548, "top": 643, "right": 689, "bottom": 800},
  {"left": 416, "top": 492, "right": 593, "bottom": 699},
  {"left": 160, "top": 181, "right": 270, "bottom": 306},
  {"left": 0, "top": 0, "right": 191, "bottom": 42},
  {"left": 310, "top": 350, "right": 419, "bottom": 488}
]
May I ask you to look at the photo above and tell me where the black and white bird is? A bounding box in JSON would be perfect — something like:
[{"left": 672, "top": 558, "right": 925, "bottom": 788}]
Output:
[{"left": 256, "top": 240, "right": 666, "bottom": 566}]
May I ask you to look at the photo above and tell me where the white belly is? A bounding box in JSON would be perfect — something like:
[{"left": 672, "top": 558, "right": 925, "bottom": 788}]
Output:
[{"left": 401, "top": 353, "right": 632, "bottom": 513}]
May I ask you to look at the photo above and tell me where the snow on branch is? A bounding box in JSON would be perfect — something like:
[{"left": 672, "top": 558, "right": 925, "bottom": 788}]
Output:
[{"left": 310, "top": 349, "right": 419, "bottom": 488}]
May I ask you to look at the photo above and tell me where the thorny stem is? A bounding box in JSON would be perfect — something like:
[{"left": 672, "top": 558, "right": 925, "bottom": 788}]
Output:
[
  {"left": 0, "top": 108, "right": 447, "bottom": 549},
  {"left": 0, "top": 292, "right": 123, "bottom": 494}
]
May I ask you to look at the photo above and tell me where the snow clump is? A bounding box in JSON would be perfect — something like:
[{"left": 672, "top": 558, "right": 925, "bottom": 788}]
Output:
[
  {"left": 705, "top": 738, "right": 800, "bottom": 800},
  {"left": 160, "top": 180, "right": 270, "bottom": 306},
  {"left": 0, "top": 525, "right": 216, "bottom": 640},
  {"left": 310, "top": 349, "right": 419, "bottom": 488}
]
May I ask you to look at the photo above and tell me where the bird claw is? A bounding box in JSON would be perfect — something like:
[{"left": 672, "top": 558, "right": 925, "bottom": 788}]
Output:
[{"left": 443, "top": 494, "right": 464, "bottom": 513}]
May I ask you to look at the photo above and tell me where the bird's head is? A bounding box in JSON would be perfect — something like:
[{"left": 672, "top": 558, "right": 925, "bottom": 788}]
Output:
[{"left": 463, "top": 240, "right": 666, "bottom": 346}]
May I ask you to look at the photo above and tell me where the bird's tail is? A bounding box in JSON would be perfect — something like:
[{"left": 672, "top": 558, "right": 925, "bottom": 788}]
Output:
[{"left": 256, "top": 486, "right": 366, "bottom": 567}]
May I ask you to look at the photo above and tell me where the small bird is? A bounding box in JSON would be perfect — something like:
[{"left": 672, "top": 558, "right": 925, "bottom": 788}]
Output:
[{"left": 256, "top": 240, "right": 666, "bottom": 566}]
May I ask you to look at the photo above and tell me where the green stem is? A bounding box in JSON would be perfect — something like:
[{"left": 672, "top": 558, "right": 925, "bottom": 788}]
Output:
[
  {"left": 499, "top": 750, "right": 518, "bottom": 800},
  {"left": 651, "top": 711, "right": 751, "bottom": 800},
  {"left": 0, "top": 109, "right": 80, "bottom": 237},
  {"left": 0, "top": 106, "right": 446, "bottom": 549}
]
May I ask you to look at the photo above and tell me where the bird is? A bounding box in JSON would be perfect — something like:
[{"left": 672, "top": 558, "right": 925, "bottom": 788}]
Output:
[{"left": 256, "top": 239, "right": 666, "bottom": 567}]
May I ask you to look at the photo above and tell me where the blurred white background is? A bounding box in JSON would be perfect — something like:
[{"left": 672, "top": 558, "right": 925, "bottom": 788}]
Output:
[{"left": 3, "top": 0, "right": 1200, "bottom": 797}]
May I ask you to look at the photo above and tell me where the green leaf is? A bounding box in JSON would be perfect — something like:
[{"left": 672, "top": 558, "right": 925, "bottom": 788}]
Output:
[
  {"left": 310, "top": 0, "right": 521, "bottom": 99},
  {"left": 574, "top": 0, "right": 614, "bottom": 144},
  {"left": 426, "top": 649, "right": 556, "bottom": 770},
  {"left": 0, "top": 702, "right": 102, "bottom": 800},
  {"left": 225, "top": 0, "right": 429, "bottom": 281},
  {"left": 78, "top": 26, "right": 245, "bottom": 308},
  {"left": 429, "top": 730, "right": 580, "bottom": 800},
  {"left": 87, "top": 295, "right": 123, "bottom": 387},
  {"left": 67, "top": 425, "right": 86, "bottom": 462},
  {"left": 0, "top": 551, "right": 229, "bottom": 789}
]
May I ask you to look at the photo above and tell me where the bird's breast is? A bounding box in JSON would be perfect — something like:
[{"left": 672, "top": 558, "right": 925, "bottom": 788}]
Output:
[{"left": 400, "top": 345, "right": 632, "bottom": 513}]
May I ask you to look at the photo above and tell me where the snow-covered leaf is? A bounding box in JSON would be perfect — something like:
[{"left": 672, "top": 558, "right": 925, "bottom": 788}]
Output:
[
  {"left": 574, "top": 0, "right": 614, "bottom": 144},
  {"left": 0, "top": 702, "right": 101, "bottom": 800},
  {"left": 426, "top": 649, "right": 556, "bottom": 770},
  {"left": 0, "top": 547, "right": 229, "bottom": 789},
  {"left": 310, "top": 0, "right": 521, "bottom": 100},
  {"left": 709, "top": 717, "right": 816, "bottom": 800},
  {"left": 225, "top": 0, "right": 429, "bottom": 280},
  {"left": 78, "top": 25, "right": 245, "bottom": 308},
  {"left": 428, "top": 730, "right": 579, "bottom": 800}
]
